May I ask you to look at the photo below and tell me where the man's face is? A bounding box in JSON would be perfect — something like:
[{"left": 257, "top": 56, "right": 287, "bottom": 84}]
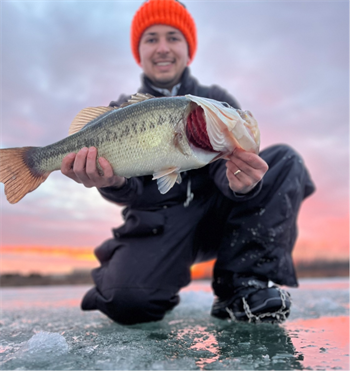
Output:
[{"left": 139, "top": 25, "right": 190, "bottom": 90}]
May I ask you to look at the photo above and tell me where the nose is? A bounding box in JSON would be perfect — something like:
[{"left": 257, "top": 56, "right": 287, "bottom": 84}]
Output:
[{"left": 156, "top": 37, "right": 170, "bottom": 54}]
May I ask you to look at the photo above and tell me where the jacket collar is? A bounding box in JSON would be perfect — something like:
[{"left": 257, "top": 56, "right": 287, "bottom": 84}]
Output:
[{"left": 138, "top": 67, "right": 196, "bottom": 97}]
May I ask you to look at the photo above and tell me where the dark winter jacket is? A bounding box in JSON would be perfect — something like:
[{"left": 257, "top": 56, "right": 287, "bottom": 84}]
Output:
[{"left": 99, "top": 68, "right": 262, "bottom": 209}]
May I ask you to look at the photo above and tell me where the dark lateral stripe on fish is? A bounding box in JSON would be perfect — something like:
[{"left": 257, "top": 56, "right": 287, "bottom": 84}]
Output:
[{"left": 0, "top": 147, "right": 49, "bottom": 204}]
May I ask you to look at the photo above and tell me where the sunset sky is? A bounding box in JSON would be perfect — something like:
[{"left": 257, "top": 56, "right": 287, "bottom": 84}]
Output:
[{"left": 1, "top": 0, "right": 349, "bottom": 274}]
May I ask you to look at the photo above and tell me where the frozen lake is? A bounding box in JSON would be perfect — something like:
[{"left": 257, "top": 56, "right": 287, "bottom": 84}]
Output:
[{"left": 0, "top": 278, "right": 349, "bottom": 370}]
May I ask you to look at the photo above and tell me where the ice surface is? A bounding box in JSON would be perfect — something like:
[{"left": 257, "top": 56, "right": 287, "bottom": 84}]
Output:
[
  {"left": 19, "top": 332, "right": 69, "bottom": 356},
  {"left": 1, "top": 332, "right": 69, "bottom": 369},
  {"left": 0, "top": 278, "right": 349, "bottom": 370},
  {"left": 12, "top": 331, "right": 69, "bottom": 366}
]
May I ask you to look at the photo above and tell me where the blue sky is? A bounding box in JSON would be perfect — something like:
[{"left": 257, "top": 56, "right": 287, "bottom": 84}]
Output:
[{"left": 1, "top": 1, "right": 349, "bottom": 261}]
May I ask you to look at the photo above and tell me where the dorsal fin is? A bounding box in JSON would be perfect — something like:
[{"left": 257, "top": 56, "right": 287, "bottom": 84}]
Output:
[
  {"left": 68, "top": 106, "right": 115, "bottom": 135},
  {"left": 119, "top": 93, "right": 155, "bottom": 108}
]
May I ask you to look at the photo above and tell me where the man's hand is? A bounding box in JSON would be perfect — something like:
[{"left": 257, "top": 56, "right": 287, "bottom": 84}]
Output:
[
  {"left": 226, "top": 149, "right": 268, "bottom": 194},
  {"left": 61, "top": 147, "right": 126, "bottom": 189}
]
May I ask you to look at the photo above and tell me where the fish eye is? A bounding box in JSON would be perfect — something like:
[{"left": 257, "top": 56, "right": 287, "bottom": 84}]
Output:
[{"left": 221, "top": 102, "right": 231, "bottom": 108}]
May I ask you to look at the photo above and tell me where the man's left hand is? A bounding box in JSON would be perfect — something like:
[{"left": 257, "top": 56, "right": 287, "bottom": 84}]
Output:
[{"left": 226, "top": 149, "right": 268, "bottom": 194}]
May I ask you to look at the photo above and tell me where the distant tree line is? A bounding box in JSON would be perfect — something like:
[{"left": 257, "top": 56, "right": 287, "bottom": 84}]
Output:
[{"left": 0, "top": 260, "right": 348, "bottom": 286}]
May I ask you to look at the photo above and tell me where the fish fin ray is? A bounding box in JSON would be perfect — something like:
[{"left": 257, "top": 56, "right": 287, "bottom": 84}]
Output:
[
  {"left": 68, "top": 106, "right": 115, "bottom": 135},
  {"left": 0, "top": 147, "right": 50, "bottom": 204},
  {"left": 176, "top": 173, "right": 182, "bottom": 184},
  {"left": 156, "top": 172, "right": 179, "bottom": 194},
  {"left": 119, "top": 93, "right": 155, "bottom": 108},
  {"left": 152, "top": 167, "right": 181, "bottom": 194},
  {"left": 152, "top": 167, "right": 180, "bottom": 180}
]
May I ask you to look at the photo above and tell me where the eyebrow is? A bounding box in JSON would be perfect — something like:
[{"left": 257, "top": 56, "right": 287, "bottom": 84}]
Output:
[{"left": 143, "top": 31, "right": 182, "bottom": 37}]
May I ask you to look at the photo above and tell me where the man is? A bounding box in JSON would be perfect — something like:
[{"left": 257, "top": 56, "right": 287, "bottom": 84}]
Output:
[{"left": 61, "top": 0, "right": 315, "bottom": 325}]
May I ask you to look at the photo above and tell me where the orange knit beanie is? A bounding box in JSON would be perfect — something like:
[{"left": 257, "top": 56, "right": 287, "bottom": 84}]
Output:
[{"left": 131, "top": 0, "right": 197, "bottom": 65}]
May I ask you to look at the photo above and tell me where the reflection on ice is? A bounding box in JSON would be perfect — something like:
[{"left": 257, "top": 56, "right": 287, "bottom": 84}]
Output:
[
  {"left": 0, "top": 278, "right": 349, "bottom": 370},
  {"left": 177, "top": 326, "right": 220, "bottom": 367},
  {"left": 286, "top": 316, "right": 349, "bottom": 370}
]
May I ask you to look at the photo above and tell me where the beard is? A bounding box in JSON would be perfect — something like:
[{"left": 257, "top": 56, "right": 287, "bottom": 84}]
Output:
[{"left": 149, "top": 68, "right": 185, "bottom": 90}]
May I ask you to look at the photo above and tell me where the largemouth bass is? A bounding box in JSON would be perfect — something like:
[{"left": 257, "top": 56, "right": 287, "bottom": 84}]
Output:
[{"left": 0, "top": 93, "right": 260, "bottom": 204}]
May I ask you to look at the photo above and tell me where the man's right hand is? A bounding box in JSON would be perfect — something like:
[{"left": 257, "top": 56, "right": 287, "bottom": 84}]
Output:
[{"left": 61, "top": 147, "right": 126, "bottom": 189}]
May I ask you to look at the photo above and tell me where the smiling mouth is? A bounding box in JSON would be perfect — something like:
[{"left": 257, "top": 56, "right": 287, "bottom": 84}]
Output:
[{"left": 154, "top": 61, "right": 173, "bottom": 66}]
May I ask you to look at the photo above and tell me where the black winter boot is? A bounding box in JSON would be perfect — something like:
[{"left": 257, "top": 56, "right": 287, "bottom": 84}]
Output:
[{"left": 211, "top": 275, "right": 291, "bottom": 323}]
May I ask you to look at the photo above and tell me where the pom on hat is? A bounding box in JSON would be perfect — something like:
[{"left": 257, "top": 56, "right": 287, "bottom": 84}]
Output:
[{"left": 131, "top": 0, "right": 197, "bottom": 65}]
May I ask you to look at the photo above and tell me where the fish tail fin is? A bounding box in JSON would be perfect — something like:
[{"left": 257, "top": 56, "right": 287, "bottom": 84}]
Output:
[{"left": 0, "top": 147, "right": 49, "bottom": 204}]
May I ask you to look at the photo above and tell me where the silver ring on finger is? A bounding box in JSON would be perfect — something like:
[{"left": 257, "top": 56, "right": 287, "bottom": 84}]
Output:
[{"left": 233, "top": 169, "right": 242, "bottom": 176}]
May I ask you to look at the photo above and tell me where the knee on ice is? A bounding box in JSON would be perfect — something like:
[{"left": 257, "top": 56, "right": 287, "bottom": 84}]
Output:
[{"left": 104, "top": 288, "right": 177, "bottom": 325}]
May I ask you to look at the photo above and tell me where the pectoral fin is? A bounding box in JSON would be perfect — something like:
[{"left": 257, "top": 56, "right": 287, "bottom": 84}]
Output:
[
  {"left": 176, "top": 173, "right": 182, "bottom": 184},
  {"left": 153, "top": 167, "right": 181, "bottom": 194}
]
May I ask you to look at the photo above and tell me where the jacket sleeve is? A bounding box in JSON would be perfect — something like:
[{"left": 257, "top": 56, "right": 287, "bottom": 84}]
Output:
[
  {"left": 98, "top": 177, "right": 145, "bottom": 206},
  {"left": 208, "top": 159, "right": 263, "bottom": 202}
]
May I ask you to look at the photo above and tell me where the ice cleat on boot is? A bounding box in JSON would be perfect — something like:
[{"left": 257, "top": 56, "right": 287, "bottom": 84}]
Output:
[{"left": 211, "top": 276, "right": 292, "bottom": 324}]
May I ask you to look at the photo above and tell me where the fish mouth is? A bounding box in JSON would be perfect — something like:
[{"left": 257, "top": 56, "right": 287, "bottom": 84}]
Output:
[{"left": 185, "top": 95, "right": 260, "bottom": 155}]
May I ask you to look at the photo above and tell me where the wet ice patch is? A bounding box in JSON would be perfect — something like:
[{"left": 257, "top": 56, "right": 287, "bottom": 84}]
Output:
[{"left": 19, "top": 331, "right": 69, "bottom": 358}]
